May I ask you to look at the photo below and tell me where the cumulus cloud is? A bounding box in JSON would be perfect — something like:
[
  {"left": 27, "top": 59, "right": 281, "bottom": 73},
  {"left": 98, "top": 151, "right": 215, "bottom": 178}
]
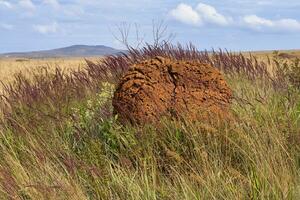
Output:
[
  {"left": 33, "top": 22, "right": 59, "bottom": 34},
  {"left": 243, "top": 15, "right": 273, "bottom": 27},
  {"left": 19, "top": 0, "right": 36, "bottom": 10},
  {"left": 169, "top": 3, "right": 230, "bottom": 26},
  {"left": 196, "top": 3, "right": 230, "bottom": 26},
  {"left": 169, "top": 3, "right": 201, "bottom": 25},
  {"left": 169, "top": 2, "right": 300, "bottom": 33},
  {"left": 243, "top": 15, "right": 300, "bottom": 32},
  {"left": 0, "top": 1, "right": 13, "bottom": 9}
]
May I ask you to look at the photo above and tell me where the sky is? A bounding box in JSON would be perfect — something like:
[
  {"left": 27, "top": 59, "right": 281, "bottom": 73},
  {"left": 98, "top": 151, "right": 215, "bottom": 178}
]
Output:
[{"left": 0, "top": 0, "right": 300, "bottom": 53}]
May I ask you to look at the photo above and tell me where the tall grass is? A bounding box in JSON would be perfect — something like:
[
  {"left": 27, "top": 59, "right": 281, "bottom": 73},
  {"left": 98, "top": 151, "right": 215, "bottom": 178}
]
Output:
[
  {"left": 0, "top": 43, "right": 300, "bottom": 199},
  {"left": 0, "top": 57, "right": 88, "bottom": 86}
]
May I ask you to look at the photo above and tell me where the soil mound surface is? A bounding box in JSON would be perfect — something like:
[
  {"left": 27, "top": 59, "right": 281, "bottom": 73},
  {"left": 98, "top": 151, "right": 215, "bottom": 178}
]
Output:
[{"left": 112, "top": 56, "right": 232, "bottom": 124}]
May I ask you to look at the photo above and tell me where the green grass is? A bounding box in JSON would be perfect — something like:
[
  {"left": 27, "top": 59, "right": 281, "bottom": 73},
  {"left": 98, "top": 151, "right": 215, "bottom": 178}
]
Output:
[{"left": 0, "top": 45, "right": 300, "bottom": 199}]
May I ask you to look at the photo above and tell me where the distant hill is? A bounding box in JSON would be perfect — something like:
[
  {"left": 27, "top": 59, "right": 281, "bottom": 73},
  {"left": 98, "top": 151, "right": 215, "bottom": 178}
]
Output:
[{"left": 0, "top": 45, "right": 125, "bottom": 58}]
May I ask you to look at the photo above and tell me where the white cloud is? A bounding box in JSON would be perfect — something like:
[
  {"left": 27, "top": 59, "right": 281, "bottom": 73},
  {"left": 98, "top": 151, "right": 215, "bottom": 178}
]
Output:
[
  {"left": 276, "top": 19, "right": 300, "bottom": 31},
  {"left": 19, "top": 0, "right": 36, "bottom": 10},
  {"left": 169, "top": 2, "right": 300, "bottom": 33},
  {"left": 0, "top": 23, "right": 14, "bottom": 30},
  {"left": 169, "top": 3, "right": 201, "bottom": 25},
  {"left": 169, "top": 3, "right": 230, "bottom": 26},
  {"left": 43, "top": 0, "right": 60, "bottom": 9},
  {"left": 33, "top": 22, "right": 59, "bottom": 34},
  {"left": 196, "top": 3, "right": 230, "bottom": 26},
  {"left": 243, "top": 15, "right": 273, "bottom": 27},
  {"left": 0, "top": 1, "right": 13, "bottom": 9},
  {"left": 243, "top": 15, "right": 300, "bottom": 32}
]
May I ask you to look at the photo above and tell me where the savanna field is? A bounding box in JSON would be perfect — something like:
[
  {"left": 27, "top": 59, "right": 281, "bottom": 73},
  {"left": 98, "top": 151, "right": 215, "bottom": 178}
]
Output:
[{"left": 1, "top": 45, "right": 300, "bottom": 200}]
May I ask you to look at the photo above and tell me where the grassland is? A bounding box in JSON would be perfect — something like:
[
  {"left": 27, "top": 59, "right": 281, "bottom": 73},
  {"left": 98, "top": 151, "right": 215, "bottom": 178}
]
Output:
[
  {"left": 0, "top": 47, "right": 300, "bottom": 199},
  {"left": 0, "top": 57, "right": 101, "bottom": 85},
  {"left": 249, "top": 49, "right": 300, "bottom": 58},
  {"left": 0, "top": 49, "right": 298, "bottom": 84}
]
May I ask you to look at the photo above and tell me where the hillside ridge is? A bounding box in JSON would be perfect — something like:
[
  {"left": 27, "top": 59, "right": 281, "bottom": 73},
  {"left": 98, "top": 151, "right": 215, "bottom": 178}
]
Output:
[{"left": 0, "top": 45, "right": 125, "bottom": 58}]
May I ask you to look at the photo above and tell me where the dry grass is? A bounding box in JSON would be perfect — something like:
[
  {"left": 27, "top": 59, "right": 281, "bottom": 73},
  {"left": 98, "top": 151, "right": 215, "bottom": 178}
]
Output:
[
  {"left": 0, "top": 57, "right": 100, "bottom": 85},
  {"left": 242, "top": 49, "right": 300, "bottom": 65},
  {"left": 0, "top": 46, "right": 299, "bottom": 199},
  {"left": 1, "top": 49, "right": 299, "bottom": 85},
  {"left": 249, "top": 49, "right": 300, "bottom": 58}
]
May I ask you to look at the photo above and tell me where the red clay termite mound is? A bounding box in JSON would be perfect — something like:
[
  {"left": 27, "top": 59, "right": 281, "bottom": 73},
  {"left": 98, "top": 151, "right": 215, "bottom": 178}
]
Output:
[{"left": 112, "top": 56, "right": 232, "bottom": 125}]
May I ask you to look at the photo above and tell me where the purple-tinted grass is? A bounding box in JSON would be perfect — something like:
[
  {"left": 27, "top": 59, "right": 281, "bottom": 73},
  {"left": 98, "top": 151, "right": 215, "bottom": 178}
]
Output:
[{"left": 0, "top": 43, "right": 273, "bottom": 122}]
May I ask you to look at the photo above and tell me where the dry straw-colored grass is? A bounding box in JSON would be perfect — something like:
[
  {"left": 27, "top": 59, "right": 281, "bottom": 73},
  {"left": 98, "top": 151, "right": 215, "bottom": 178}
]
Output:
[
  {"left": 0, "top": 46, "right": 300, "bottom": 199},
  {"left": 1, "top": 50, "right": 298, "bottom": 84},
  {"left": 0, "top": 57, "right": 100, "bottom": 85}
]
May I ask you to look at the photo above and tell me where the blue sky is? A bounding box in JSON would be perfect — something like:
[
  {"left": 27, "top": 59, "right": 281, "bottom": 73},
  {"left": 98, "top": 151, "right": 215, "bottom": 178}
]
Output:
[{"left": 0, "top": 0, "right": 300, "bottom": 53}]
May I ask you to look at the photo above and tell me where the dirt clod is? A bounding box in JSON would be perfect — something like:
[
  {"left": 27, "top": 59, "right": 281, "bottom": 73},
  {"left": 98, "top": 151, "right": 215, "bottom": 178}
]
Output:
[{"left": 112, "top": 56, "right": 232, "bottom": 125}]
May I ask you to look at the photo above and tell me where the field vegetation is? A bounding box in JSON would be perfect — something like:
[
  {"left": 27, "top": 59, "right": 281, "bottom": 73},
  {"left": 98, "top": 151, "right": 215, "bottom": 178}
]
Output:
[
  {"left": 0, "top": 44, "right": 300, "bottom": 199},
  {"left": 0, "top": 57, "right": 99, "bottom": 85}
]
